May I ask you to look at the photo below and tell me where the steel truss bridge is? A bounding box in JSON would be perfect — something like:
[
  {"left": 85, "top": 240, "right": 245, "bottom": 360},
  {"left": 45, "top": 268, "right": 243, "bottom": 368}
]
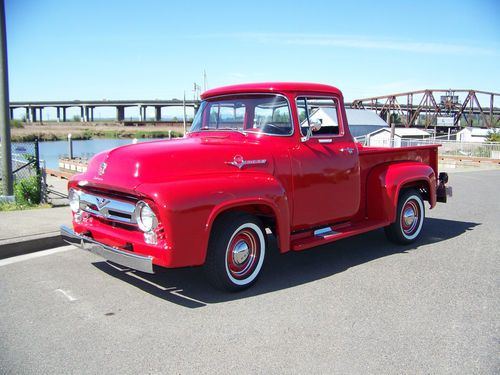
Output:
[{"left": 351, "top": 89, "right": 500, "bottom": 128}]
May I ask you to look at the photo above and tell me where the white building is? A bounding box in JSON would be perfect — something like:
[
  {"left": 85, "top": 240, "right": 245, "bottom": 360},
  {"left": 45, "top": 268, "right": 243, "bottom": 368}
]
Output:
[
  {"left": 366, "top": 128, "right": 431, "bottom": 147},
  {"left": 345, "top": 109, "right": 389, "bottom": 138},
  {"left": 456, "top": 127, "right": 499, "bottom": 143},
  {"left": 306, "top": 107, "right": 388, "bottom": 138}
]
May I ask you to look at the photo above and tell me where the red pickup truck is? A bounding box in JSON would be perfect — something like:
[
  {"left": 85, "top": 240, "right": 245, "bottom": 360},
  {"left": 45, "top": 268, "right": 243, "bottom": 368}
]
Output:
[{"left": 61, "top": 82, "right": 450, "bottom": 291}]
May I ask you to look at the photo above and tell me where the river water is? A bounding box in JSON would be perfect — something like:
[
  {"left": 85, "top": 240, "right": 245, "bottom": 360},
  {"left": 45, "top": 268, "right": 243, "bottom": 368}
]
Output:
[{"left": 12, "top": 138, "right": 164, "bottom": 170}]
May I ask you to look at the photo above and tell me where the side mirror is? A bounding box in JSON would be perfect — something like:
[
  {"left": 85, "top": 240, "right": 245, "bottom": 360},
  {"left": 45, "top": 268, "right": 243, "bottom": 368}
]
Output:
[
  {"left": 310, "top": 119, "right": 322, "bottom": 132},
  {"left": 301, "top": 119, "right": 322, "bottom": 142}
]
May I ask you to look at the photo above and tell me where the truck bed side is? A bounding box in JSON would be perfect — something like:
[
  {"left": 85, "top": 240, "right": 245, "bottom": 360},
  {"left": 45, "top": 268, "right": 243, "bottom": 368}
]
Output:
[{"left": 356, "top": 144, "right": 439, "bottom": 221}]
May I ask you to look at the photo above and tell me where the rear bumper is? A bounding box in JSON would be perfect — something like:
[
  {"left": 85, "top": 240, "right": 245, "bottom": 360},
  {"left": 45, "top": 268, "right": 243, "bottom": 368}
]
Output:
[
  {"left": 437, "top": 172, "right": 452, "bottom": 203},
  {"left": 60, "top": 225, "right": 154, "bottom": 274}
]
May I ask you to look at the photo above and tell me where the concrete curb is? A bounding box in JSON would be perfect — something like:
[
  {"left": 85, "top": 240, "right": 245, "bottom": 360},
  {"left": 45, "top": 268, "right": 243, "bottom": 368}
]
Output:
[{"left": 0, "top": 232, "right": 66, "bottom": 260}]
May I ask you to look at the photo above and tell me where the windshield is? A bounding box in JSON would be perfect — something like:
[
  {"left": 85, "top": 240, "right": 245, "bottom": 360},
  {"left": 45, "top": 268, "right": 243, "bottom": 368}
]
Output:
[{"left": 190, "top": 95, "right": 293, "bottom": 136}]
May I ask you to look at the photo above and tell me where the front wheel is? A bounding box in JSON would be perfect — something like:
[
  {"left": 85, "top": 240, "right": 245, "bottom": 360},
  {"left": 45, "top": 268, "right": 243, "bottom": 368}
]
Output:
[
  {"left": 385, "top": 189, "right": 425, "bottom": 244},
  {"left": 205, "top": 213, "right": 266, "bottom": 291}
]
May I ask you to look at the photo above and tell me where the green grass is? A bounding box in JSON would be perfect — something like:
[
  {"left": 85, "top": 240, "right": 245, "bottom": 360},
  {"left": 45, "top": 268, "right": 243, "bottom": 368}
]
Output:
[
  {"left": 0, "top": 202, "right": 52, "bottom": 212},
  {"left": 11, "top": 129, "right": 182, "bottom": 142}
]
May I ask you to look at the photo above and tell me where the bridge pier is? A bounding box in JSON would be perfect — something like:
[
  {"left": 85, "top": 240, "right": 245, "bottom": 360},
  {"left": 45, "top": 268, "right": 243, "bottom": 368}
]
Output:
[
  {"left": 30, "top": 107, "right": 37, "bottom": 122},
  {"left": 83, "top": 106, "right": 90, "bottom": 122},
  {"left": 80, "top": 106, "right": 84, "bottom": 122},
  {"left": 62, "top": 107, "right": 67, "bottom": 122},
  {"left": 56, "top": 107, "right": 60, "bottom": 122},
  {"left": 9, "top": 107, "right": 13, "bottom": 119},
  {"left": 116, "top": 106, "right": 125, "bottom": 121},
  {"left": 139, "top": 105, "right": 146, "bottom": 121},
  {"left": 155, "top": 106, "right": 161, "bottom": 121},
  {"left": 25, "top": 107, "right": 29, "bottom": 122}
]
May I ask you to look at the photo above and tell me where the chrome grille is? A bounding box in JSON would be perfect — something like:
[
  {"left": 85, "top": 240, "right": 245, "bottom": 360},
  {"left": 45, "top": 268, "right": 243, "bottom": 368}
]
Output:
[{"left": 79, "top": 191, "right": 137, "bottom": 224}]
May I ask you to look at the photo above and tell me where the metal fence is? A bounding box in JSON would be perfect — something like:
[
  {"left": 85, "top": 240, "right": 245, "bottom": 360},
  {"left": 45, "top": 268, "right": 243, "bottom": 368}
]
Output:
[
  {"left": 0, "top": 139, "right": 41, "bottom": 196},
  {"left": 358, "top": 137, "right": 500, "bottom": 159}
]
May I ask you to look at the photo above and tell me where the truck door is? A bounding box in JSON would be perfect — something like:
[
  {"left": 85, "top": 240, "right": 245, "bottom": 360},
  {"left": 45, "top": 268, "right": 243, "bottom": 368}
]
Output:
[{"left": 290, "top": 97, "right": 360, "bottom": 231}]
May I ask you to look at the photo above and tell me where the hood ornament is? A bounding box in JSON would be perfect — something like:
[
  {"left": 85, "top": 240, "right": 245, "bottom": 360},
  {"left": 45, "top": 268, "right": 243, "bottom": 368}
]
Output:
[
  {"left": 96, "top": 197, "right": 110, "bottom": 211},
  {"left": 98, "top": 162, "right": 107, "bottom": 176},
  {"left": 226, "top": 155, "right": 267, "bottom": 170}
]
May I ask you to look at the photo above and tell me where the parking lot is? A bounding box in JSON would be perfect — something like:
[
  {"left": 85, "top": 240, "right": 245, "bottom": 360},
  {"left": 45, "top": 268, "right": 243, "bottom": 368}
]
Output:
[{"left": 0, "top": 170, "right": 498, "bottom": 374}]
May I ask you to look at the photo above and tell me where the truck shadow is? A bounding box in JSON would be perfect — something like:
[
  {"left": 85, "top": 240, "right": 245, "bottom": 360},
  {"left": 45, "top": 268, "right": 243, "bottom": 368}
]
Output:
[{"left": 92, "top": 217, "right": 478, "bottom": 308}]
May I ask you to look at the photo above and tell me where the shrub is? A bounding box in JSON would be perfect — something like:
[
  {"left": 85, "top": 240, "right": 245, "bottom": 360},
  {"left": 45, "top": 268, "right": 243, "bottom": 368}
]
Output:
[
  {"left": 14, "top": 175, "right": 41, "bottom": 206},
  {"left": 10, "top": 119, "right": 24, "bottom": 128},
  {"left": 486, "top": 130, "right": 500, "bottom": 143}
]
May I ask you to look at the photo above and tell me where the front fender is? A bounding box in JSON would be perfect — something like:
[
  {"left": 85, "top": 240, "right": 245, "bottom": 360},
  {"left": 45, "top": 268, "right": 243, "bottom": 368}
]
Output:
[
  {"left": 136, "top": 173, "right": 290, "bottom": 267},
  {"left": 366, "top": 162, "right": 436, "bottom": 223}
]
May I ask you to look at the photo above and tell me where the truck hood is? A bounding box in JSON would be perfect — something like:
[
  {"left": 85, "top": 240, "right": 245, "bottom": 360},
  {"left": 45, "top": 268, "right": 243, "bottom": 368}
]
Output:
[{"left": 81, "top": 133, "right": 274, "bottom": 192}]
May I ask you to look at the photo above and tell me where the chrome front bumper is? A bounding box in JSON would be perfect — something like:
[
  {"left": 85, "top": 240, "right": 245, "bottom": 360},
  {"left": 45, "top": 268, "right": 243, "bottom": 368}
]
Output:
[{"left": 60, "top": 225, "right": 154, "bottom": 274}]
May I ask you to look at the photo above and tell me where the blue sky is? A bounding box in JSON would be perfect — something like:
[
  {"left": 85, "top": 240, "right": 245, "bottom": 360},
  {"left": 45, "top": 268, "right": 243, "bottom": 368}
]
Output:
[{"left": 6, "top": 0, "right": 500, "bottom": 106}]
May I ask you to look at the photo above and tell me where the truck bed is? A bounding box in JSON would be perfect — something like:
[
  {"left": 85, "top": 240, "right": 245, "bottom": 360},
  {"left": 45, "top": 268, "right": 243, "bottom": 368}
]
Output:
[{"left": 357, "top": 144, "right": 439, "bottom": 177}]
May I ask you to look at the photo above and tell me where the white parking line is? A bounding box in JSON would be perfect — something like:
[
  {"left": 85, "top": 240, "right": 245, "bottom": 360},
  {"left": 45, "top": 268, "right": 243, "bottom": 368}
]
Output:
[
  {"left": 0, "top": 246, "right": 75, "bottom": 267},
  {"left": 55, "top": 288, "right": 78, "bottom": 302}
]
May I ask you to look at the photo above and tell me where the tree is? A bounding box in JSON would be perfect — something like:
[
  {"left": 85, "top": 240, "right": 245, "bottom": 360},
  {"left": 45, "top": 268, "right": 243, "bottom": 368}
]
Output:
[
  {"left": 485, "top": 130, "right": 500, "bottom": 143},
  {"left": 390, "top": 113, "right": 402, "bottom": 125}
]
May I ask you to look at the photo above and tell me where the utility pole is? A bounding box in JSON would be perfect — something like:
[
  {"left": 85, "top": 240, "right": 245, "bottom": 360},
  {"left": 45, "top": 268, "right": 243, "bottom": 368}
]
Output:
[
  {"left": 0, "top": 0, "right": 13, "bottom": 196},
  {"left": 183, "top": 91, "right": 187, "bottom": 136}
]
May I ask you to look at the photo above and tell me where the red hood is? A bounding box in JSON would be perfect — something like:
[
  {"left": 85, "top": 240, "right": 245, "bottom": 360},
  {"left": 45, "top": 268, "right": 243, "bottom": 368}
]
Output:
[{"left": 76, "top": 133, "right": 274, "bottom": 194}]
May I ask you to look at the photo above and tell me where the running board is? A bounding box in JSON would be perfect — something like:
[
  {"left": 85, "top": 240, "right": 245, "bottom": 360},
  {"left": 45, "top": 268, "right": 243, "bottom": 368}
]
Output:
[
  {"left": 313, "top": 227, "right": 340, "bottom": 239},
  {"left": 291, "top": 220, "right": 390, "bottom": 251}
]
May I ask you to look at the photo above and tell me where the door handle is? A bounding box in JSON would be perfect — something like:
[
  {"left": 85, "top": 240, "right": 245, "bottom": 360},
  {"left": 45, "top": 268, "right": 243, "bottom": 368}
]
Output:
[{"left": 340, "top": 147, "right": 355, "bottom": 154}]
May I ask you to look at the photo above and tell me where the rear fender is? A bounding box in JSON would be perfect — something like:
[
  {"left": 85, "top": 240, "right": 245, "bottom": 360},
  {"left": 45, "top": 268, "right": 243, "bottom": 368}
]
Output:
[{"left": 366, "top": 162, "right": 436, "bottom": 223}]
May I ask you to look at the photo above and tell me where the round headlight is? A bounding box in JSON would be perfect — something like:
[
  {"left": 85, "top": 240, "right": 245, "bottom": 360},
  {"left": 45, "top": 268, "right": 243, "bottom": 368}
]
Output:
[
  {"left": 135, "top": 201, "right": 158, "bottom": 232},
  {"left": 68, "top": 188, "right": 80, "bottom": 213}
]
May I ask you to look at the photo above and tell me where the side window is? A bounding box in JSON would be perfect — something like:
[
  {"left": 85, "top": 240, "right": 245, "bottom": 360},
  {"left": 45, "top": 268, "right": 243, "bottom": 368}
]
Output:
[{"left": 297, "top": 97, "right": 340, "bottom": 137}]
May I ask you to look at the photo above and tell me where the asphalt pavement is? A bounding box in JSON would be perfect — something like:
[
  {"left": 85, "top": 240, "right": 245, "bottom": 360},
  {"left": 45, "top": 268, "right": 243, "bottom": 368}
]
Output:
[{"left": 0, "top": 169, "right": 499, "bottom": 374}]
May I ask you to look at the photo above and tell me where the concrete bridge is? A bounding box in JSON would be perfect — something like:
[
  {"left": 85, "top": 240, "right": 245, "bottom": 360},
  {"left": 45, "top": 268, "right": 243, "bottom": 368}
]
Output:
[{"left": 9, "top": 99, "right": 200, "bottom": 122}]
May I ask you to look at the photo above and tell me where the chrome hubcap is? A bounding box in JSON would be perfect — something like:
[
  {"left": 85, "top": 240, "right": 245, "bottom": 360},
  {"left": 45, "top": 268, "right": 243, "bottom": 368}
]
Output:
[
  {"left": 233, "top": 240, "right": 250, "bottom": 265},
  {"left": 401, "top": 199, "right": 420, "bottom": 235},
  {"left": 403, "top": 207, "right": 416, "bottom": 227},
  {"left": 227, "top": 228, "right": 260, "bottom": 280}
]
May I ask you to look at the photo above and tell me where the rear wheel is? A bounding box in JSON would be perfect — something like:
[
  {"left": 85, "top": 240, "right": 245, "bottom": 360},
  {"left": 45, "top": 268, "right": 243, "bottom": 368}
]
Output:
[
  {"left": 205, "top": 213, "right": 266, "bottom": 291},
  {"left": 385, "top": 189, "right": 425, "bottom": 244}
]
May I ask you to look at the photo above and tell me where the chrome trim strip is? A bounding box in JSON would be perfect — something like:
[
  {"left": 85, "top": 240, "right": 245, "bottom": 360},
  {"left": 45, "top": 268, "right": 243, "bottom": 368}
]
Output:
[
  {"left": 314, "top": 227, "right": 339, "bottom": 238},
  {"left": 78, "top": 191, "right": 137, "bottom": 224},
  {"left": 295, "top": 95, "right": 346, "bottom": 139},
  {"left": 60, "top": 225, "right": 154, "bottom": 274}
]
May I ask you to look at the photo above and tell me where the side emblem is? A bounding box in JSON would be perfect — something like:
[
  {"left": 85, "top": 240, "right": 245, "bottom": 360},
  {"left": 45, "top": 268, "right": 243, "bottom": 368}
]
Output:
[
  {"left": 98, "top": 162, "right": 107, "bottom": 176},
  {"left": 226, "top": 155, "right": 267, "bottom": 170}
]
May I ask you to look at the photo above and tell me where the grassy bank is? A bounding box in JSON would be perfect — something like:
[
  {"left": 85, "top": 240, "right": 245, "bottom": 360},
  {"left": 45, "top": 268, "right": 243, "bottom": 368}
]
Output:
[
  {"left": 0, "top": 202, "right": 52, "bottom": 212},
  {"left": 11, "top": 122, "right": 185, "bottom": 142},
  {"left": 12, "top": 129, "right": 184, "bottom": 142}
]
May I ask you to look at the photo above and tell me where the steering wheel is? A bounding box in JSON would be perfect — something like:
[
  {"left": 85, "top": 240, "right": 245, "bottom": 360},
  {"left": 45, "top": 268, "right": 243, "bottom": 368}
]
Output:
[{"left": 262, "top": 123, "right": 288, "bottom": 135}]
